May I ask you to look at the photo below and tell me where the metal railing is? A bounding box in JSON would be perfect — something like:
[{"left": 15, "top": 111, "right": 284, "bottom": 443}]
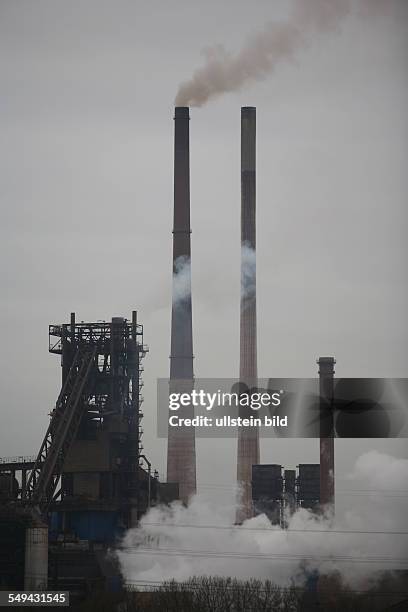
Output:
[{"left": 0, "top": 455, "right": 36, "bottom": 464}]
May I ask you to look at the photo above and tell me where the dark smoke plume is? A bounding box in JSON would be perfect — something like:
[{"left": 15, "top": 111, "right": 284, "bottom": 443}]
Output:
[{"left": 175, "top": 0, "right": 390, "bottom": 107}]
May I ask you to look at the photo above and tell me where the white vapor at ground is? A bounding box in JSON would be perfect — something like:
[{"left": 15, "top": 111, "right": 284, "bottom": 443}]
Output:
[
  {"left": 175, "top": 0, "right": 392, "bottom": 107},
  {"left": 117, "top": 452, "right": 408, "bottom": 588},
  {"left": 349, "top": 450, "right": 408, "bottom": 491}
]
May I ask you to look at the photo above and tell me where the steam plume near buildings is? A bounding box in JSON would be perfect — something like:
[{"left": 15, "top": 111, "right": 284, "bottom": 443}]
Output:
[
  {"left": 175, "top": 0, "right": 391, "bottom": 107},
  {"left": 117, "top": 451, "right": 408, "bottom": 588}
]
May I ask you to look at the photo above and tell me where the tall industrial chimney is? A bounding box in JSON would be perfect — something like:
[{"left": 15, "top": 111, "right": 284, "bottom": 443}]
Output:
[
  {"left": 318, "top": 356, "right": 335, "bottom": 515},
  {"left": 236, "top": 107, "right": 259, "bottom": 522},
  {"left": 166, "top": 107, "right": 196, "bottom": 502}
]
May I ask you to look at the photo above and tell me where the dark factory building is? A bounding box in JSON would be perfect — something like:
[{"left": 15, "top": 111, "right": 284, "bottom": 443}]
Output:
[
  {"left": 297, "top": 464, "right": 320, "bottom": 511},
  {"left": 252, "top": 464, "right": 283, "bottom": 525},
  {"left": 0, "top": 312, "right": 170, "bottom": 598},
  {"left": 251, "top": 463, "right": 321, "bottom": 527},
  {"left": 46, "top": 313, "right": 148, "bottom": 534}
]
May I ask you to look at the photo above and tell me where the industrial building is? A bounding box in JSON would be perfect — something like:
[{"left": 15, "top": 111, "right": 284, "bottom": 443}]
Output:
[
  {"left": 0, "top": 106, "right": 337, "bottom": 600},
  {"left": 252, "top": 463, "right": 321, "bottom": 527},
  {"left": 250, "top": 355, "right": 335, "bottom": 527},
  {"left": 0, "top": 312, "right": 171, "bottom": 597}
]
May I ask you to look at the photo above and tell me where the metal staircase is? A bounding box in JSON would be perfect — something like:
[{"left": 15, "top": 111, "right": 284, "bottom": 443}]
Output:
[{"left": 24, "top": 344, "right": 96, "bottom": 510}]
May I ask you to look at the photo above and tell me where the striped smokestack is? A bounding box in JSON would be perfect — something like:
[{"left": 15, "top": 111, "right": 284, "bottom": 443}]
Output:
[
  {"left": 166, "top": 107, "right": 196, "bottom": 503},
  {"left": 236, "top": 106, "right": 259, "bottom": 522}
]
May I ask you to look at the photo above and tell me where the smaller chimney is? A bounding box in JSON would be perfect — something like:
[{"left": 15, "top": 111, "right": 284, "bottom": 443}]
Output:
[{"left": 318, "top": 356, "right": 335, "bottom": 515}]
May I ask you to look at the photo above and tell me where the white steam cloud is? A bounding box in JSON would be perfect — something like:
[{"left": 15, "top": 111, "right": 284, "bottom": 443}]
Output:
[
  {"left": 117, "top": 452, "right": 408, "bottom": 588},
  {"left": 172, "top": 255, "right": 191, "bottom": 305},
  {"left": 175, "top": 0, "right": 390, "bottom": 107},
  {"left": 349, "top": 450, "right": 408, "bottom": 491}
]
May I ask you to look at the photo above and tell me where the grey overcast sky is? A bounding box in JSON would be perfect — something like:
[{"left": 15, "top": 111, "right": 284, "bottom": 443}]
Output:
[{"left": 1, "top": 0, "right": 407, "bottom": 510}]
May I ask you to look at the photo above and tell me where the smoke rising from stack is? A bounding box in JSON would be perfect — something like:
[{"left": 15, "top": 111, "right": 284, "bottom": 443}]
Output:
[{"left": 175, "top": 0, "right": 390, "bottom": 107}]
